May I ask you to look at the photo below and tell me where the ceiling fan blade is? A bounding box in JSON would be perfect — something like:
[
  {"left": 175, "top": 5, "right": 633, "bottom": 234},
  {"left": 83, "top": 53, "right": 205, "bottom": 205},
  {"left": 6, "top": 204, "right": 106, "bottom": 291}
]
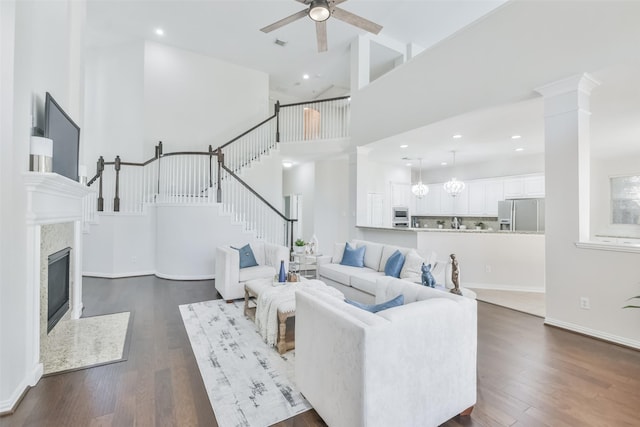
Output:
[
  {"left": 316, "top": 21, "right": 328, "bottom": 52},
  {"left": 260, "top": 9, "right": 308, "bottom": 33},
  {"left": 332, "top": 7, "right": 382, "bottom": 34}
]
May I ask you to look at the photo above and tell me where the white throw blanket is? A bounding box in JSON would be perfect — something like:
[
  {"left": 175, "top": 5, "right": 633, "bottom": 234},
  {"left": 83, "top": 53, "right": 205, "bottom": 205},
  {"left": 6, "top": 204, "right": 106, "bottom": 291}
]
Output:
[{"left": 255, "top": 281, "right": 343, "bottom": 347}]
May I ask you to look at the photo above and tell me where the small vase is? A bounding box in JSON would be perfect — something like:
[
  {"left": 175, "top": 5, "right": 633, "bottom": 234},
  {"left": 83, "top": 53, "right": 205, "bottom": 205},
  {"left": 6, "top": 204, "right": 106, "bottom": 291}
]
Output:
[{"left": 278, "top": 260, "right": 286, "bottom": 283}]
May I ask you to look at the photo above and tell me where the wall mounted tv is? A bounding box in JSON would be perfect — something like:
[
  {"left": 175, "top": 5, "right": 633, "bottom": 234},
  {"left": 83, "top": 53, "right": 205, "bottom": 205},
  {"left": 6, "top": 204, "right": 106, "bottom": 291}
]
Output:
[{"left": 44, "top": 92, "right": 80, "bottom": 182}]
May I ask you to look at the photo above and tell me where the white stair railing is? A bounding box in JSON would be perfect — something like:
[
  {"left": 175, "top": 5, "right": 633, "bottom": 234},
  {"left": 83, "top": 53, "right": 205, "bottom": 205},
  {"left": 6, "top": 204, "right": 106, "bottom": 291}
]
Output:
[
  {"left": 219, "top": 167, "right": 293, "bottom": 247},
  {"left": 157, "top": 154, "right": 215, "bottom": 204},
  {"left": 279, "top": 96, "right": 350, "bottom": 142},
  {"left": 220, "top": 115, "right": 278, "bottom": 174}
]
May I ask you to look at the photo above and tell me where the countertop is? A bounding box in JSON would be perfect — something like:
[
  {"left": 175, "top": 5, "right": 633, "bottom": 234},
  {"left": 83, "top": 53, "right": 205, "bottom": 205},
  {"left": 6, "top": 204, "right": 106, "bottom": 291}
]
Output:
[{"left": 357, "top": 225, "right": 544, "bottom": 235}]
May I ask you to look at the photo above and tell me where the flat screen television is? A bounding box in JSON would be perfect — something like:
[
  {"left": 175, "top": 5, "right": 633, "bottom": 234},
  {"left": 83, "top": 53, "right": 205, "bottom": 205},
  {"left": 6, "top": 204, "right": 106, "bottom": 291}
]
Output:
[{"left": 44, "top": 92, "right": 80, "bottom": 182}]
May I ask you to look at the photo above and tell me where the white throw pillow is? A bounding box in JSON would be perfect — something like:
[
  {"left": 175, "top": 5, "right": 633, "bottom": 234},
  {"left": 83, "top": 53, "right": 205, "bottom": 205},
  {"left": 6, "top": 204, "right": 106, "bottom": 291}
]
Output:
[
  {"left": 400, "top": 250, "right": 425, "bottom": 279},
  {"left": 250, "top": 241, "right": 265, "bottom": 266},
  {"left": 357, "top": 242, "right": 383, "bottom": 270}
]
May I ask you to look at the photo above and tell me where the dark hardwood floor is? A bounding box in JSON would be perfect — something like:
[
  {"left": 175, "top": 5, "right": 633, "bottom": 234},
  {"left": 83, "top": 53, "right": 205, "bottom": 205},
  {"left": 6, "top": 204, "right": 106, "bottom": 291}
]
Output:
[{"left": 2, "top": 276, "right": 639, "bottom": 427}]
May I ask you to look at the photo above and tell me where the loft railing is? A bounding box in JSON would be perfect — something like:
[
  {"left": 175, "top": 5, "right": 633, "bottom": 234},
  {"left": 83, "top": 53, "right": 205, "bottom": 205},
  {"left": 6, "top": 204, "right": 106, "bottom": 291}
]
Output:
[{"left": 278, "top": 96, "right": 350, "bottom": 142}]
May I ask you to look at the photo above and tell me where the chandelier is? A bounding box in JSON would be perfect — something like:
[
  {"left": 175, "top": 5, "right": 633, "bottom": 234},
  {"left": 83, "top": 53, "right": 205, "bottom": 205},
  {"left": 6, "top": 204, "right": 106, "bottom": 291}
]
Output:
[
  {"left": 411, "top": 158, "right": 429, "bottom": 198},
  {"left": 443, "top": 151, "right": 465, "bottom": 197}
]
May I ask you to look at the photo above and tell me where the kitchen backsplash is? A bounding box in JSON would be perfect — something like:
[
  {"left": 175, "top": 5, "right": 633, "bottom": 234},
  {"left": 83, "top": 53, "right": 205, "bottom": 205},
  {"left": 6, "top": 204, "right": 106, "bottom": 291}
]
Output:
[{"left": 412, "top": 216, "right": 499, "bottom": 231}]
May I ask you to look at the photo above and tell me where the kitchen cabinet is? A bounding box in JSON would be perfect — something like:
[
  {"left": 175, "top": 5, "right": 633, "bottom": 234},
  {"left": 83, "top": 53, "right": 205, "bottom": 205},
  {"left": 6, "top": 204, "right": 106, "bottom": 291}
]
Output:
[
  {"left": 467, "top": 181, "right": 486, "bottom": 215},
  {"left": 484, "top": 180, "right": 504, "bottom": 216},
  {"left": 390, "top": 182, "right": 411, "bottom": 207},
  {"left": 452, "top": 186, "right": 469, "bottom": 215},
  {"left": 503, "top": 174, "right": 545, "bottom": 198}
]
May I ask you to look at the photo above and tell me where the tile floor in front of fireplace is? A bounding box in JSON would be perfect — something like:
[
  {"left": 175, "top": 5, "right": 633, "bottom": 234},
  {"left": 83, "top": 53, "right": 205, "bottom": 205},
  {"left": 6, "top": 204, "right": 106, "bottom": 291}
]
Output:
[{"left": 42, "top": 311, "right": 131, "bottom": 375}]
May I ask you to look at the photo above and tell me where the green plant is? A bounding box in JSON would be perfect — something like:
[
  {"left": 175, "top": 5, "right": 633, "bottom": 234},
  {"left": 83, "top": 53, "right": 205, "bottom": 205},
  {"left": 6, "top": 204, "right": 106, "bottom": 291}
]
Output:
[
  {"left": 294, "top": 238, "right": 305, "bottom": 247},
  {"left": 436, "top": 220, "right": 445, "bottom": 225},
  {"left": 623, "top": 295, "right": 640, "bottom": 309},
  {"left": 475, "top": 222, "right": 484, "bottom": 227}
]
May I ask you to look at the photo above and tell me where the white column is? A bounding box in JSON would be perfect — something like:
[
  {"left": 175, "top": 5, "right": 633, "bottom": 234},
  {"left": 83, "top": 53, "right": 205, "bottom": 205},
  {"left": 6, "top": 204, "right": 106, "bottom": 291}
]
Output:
[
  {"left": 25, "top": 223, "right": 44, "bottom": 385},
  {"left": 350, "top": 36, "right": 370, "bottom": 91},
  {"left": 536, "top": 73, "right": 599, "bottom": 243}
]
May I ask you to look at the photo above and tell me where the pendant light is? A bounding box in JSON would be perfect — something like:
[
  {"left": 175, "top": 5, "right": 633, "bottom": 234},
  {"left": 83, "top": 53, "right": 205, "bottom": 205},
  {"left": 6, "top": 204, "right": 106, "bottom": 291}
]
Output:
[
  {"left": 443, "top": 151, "right": 465, "bottom": 197},
  {"left": 411, "top": 158, "right": 429, "bottom": 198}
]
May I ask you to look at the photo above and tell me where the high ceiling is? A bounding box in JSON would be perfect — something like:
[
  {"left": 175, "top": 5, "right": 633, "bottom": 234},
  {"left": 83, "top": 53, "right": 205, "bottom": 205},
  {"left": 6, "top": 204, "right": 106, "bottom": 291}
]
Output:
[{"left": 85, "top": 0, "right": 506, "bottom": 101}]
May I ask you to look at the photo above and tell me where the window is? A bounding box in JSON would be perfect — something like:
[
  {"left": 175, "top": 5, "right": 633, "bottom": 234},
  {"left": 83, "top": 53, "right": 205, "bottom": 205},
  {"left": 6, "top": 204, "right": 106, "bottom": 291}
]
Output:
[{"left": 611, "top": 175, "right": 640, "bottom": 225}]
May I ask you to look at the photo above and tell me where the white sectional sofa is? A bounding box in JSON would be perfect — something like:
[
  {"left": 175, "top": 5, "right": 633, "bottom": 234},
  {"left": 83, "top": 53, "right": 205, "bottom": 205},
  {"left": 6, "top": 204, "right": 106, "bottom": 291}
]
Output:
[
  {"left": 295, "top": 276, "right": 477, "bottom": 427},
  {"left": 317, "top": 239, "right": 450, "bottom": 303}
]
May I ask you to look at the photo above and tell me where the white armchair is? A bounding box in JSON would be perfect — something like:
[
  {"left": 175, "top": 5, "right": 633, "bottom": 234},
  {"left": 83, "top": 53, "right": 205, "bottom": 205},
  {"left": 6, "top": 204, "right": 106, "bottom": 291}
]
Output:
[
  {"left": 295, "top": 277, "right": 477, "bottom": 427},
  {"left": 215, "top": 241, "right": 290, "bottom": 301}
]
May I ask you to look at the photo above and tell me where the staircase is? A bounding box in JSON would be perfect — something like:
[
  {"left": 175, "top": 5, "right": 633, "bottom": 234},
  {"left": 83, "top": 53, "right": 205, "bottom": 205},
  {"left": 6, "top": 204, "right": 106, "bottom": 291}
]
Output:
[{"left": 83, "top": 96, "right": 351, "bottom": 248}]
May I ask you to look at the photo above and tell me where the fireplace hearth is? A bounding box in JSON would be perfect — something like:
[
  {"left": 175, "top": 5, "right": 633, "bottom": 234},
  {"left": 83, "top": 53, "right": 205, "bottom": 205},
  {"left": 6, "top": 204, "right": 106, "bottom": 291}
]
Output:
[{"left": 47, "top": 247, "right": 71, "bottom": 333}]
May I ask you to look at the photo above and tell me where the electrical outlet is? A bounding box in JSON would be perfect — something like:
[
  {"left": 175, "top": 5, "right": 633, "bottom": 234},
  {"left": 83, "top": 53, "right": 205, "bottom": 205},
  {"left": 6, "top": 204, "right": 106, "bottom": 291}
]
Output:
[
  {"left": 580, "top": 297, "right": 590, "bottom": 310},
  {"left": 485, "top": 264, "right": 492, "bottom": 273}
]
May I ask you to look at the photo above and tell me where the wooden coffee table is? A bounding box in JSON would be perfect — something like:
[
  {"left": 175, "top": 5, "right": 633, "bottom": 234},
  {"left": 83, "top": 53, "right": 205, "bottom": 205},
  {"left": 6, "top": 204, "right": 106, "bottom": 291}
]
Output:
[{"left": 244, "top": 278, "right": 343, "bottom": 354}]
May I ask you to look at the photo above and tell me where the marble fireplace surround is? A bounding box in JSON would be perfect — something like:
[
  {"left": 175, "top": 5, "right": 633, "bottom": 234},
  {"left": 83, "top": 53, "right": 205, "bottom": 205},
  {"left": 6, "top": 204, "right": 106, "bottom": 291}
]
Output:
[{"left": 24, "top": 172, "right": 90, "bottom": 385}]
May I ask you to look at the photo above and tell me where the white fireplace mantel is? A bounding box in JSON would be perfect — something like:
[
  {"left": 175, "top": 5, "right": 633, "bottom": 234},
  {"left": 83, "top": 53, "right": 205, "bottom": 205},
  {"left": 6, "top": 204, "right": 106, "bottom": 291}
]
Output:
[
  {"left": 24, "top": 172, "right": 91, "bottom": 225},
  {"left": 23, "top": 172, "right": 91, "bottom": 390}
]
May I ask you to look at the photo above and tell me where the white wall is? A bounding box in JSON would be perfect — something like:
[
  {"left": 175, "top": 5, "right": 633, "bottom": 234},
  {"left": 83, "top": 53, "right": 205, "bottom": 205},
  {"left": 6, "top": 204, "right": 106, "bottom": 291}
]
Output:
[
  {"left": 282, "top": 156, "right": 351, "bottom": 255},
  {"left": 351, "top": 1, "right": 640, "bottom": 147},
  {"left": 419, "top": 153, "right": 544, "bottom": 184},
  {"left": 283, "top": 162, "right": 315, "bottom": 242},
  {"left": 239, "top": 150, "right": 283, "bottom": 211},
  {"left": 0, "top": 0, "right": 85, "bottom": 412},
  {"left": 83, "top": 210, "right": 156, "bottom": 278},
  {"left": 591, "top": 154, "right": 640, "bottom": 238},
  {"left": 314, "top": 157, "right": 350, "bottom": 255},
  {"left": 83, "top": 41, "right": 145, "bottom": 165},
  {"left": 143, "top": 41, "right": 269, "bottom": 155}
]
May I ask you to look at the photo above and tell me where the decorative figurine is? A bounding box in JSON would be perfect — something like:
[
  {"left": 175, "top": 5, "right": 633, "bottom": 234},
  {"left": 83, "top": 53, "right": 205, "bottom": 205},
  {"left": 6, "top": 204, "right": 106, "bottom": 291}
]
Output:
[
  {"left": 421, "top": 263, "right": 436, "bottom": 288},
  {"left": 450, "top": 254, "right": 462, "bottom": 295}
]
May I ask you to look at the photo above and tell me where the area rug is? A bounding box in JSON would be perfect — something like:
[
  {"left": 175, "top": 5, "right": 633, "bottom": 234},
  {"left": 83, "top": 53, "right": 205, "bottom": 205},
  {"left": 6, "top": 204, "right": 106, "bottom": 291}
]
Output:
[
  {"left": 179, "top": 300, "right": 311, "bottom": 427},
  {"left": 42, "top": 311, "right": 132, "bottom": 375}
]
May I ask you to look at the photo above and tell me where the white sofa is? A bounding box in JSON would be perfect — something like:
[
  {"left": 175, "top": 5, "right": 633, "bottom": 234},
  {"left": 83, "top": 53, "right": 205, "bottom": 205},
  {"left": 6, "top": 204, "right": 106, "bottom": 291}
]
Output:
[
  {"left": 317, "top": 239, "right": 450, "bottom": 304},
  {"left": 215, "top": 241, "right": 289, "bottom": 300},
  {"left": 295, "top": 276, "right": 477, "bottom": 427}
]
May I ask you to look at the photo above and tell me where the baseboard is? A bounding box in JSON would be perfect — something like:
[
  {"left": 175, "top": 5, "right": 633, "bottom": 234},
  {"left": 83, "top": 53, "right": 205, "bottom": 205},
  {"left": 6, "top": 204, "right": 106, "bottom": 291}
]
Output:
[
  {"left": 83, "top": 271, "right": 213, "bottom": 281},
  {"left": 83, "top": 270, "right": 156, "bottom": 279},
  {"left": 155, "top": 272, "right": 215, "bottom": 281},
  {"left": 463, "top": 282, "right": 545, "bottom": 293},
  {"left": 0, "top": 363, "right": 42, "bottom": 415},
  {"left": 544, "top": 317, "right": 640, "bottom": 350}
]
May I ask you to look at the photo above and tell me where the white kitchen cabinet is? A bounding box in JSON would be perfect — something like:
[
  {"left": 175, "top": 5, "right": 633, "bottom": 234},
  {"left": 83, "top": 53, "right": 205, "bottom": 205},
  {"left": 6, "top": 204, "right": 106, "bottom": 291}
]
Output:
[
  {"left": 467, "top": 181, "right": 486, "bottom": 215},
  {"left": 503, "top": 174, "right": 545, "bottom": 199},
  {"left": 503, "top": 178, "right": 525, "bottom": 198},
  {"left": 484, "top": 180, "right": 504, "bottom": 216},
  {"left": 390, "top": 182, "right": 411, "bottom": 207},
  {"left": 524, "top": 175, "right": 545, "bottom": 197},
  {"left": 452, "top": 185, "right": 469, "bottom": 215}
]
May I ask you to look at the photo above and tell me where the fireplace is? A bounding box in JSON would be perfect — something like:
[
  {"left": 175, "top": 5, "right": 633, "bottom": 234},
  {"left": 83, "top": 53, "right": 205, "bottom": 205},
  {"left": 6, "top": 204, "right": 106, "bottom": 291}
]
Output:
[{"left": 47, "top": 247, "right": 71, "bottom": 333}]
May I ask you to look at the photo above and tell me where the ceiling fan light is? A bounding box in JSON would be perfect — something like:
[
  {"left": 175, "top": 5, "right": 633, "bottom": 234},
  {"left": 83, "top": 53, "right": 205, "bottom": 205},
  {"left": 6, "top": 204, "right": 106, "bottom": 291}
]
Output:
[{"left": 309, "top": 0, "right": 331, "bottom": 22}]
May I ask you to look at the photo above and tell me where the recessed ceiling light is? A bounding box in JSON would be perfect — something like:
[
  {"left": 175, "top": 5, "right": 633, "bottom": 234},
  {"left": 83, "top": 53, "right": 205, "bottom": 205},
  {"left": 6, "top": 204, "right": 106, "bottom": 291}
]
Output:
[
  {"left": 282, "top": 161, "right": 293, "bottom": 168},
  {"left": 406, "top": 163, "right": 412, "bottom": 167},
  {"left": 453, "top": 134, "right": 462, "bottom": 139},
  {"left": 400, "top": 144, "right": 408, "bottom": 148},
  {"left": 515, "top": 147, "right": 524, "bottom": 152},
  {"left": 441, "top": 162, "right": 448, "bottom": 166},
  {"left": 303, "top": 74, "right": 310, "bottom": 80},
  {"left": 511, "top": 135, "right": 521, "bottom": 139},
  {"left": 155, "top": 28, "right": 164, "bottom": 36}
]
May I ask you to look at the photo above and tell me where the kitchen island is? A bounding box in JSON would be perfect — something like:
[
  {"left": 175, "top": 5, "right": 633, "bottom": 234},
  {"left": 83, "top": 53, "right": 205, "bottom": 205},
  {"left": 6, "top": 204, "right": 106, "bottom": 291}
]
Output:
[{"left": 356, "top": 225, "right": 545, "bottom": 293}]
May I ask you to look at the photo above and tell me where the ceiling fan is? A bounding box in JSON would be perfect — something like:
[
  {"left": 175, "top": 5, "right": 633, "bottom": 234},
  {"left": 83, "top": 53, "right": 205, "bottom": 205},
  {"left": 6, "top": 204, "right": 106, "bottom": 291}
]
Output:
[{"left": 260, "top": 0, "right": 383, "bottom": 53}]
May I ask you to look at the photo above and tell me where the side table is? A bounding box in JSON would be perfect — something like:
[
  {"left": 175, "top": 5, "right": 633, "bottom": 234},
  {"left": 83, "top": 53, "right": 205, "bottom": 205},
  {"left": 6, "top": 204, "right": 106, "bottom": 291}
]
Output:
[{"left": 290, "top": 253, "right": 323, "bottom": 279}]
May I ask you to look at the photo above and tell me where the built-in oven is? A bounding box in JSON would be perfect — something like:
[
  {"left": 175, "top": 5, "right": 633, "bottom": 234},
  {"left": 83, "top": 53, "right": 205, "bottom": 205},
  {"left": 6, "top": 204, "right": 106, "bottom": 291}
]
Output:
[{"left": 392, "top": 207, "right": 409, "bottom": 227}]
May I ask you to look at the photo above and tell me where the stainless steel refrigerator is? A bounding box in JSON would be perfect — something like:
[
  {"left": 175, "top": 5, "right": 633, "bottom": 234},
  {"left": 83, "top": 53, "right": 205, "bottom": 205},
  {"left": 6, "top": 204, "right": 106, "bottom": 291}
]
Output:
[{"left": 497, "top": 199, "right": 545, "bottom": 232}]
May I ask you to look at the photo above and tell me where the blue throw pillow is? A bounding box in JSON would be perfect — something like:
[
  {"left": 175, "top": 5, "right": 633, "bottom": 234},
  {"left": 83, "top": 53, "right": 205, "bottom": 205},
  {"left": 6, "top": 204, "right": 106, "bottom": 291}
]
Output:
[
  {"left": 340, "top": 242, "right": 366, "bottom": 268},
  {"left": 345, "top": 294, "right": 404, "bottom": 313},
  {"left": 421, "top": 263, "right": 436, "bottom": 287},
  {"left": 232, "top": 244, "right": 258, "bottom": 269},
  {"left": 384, "top": 249, "right": 405, "bottom": 278}
]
